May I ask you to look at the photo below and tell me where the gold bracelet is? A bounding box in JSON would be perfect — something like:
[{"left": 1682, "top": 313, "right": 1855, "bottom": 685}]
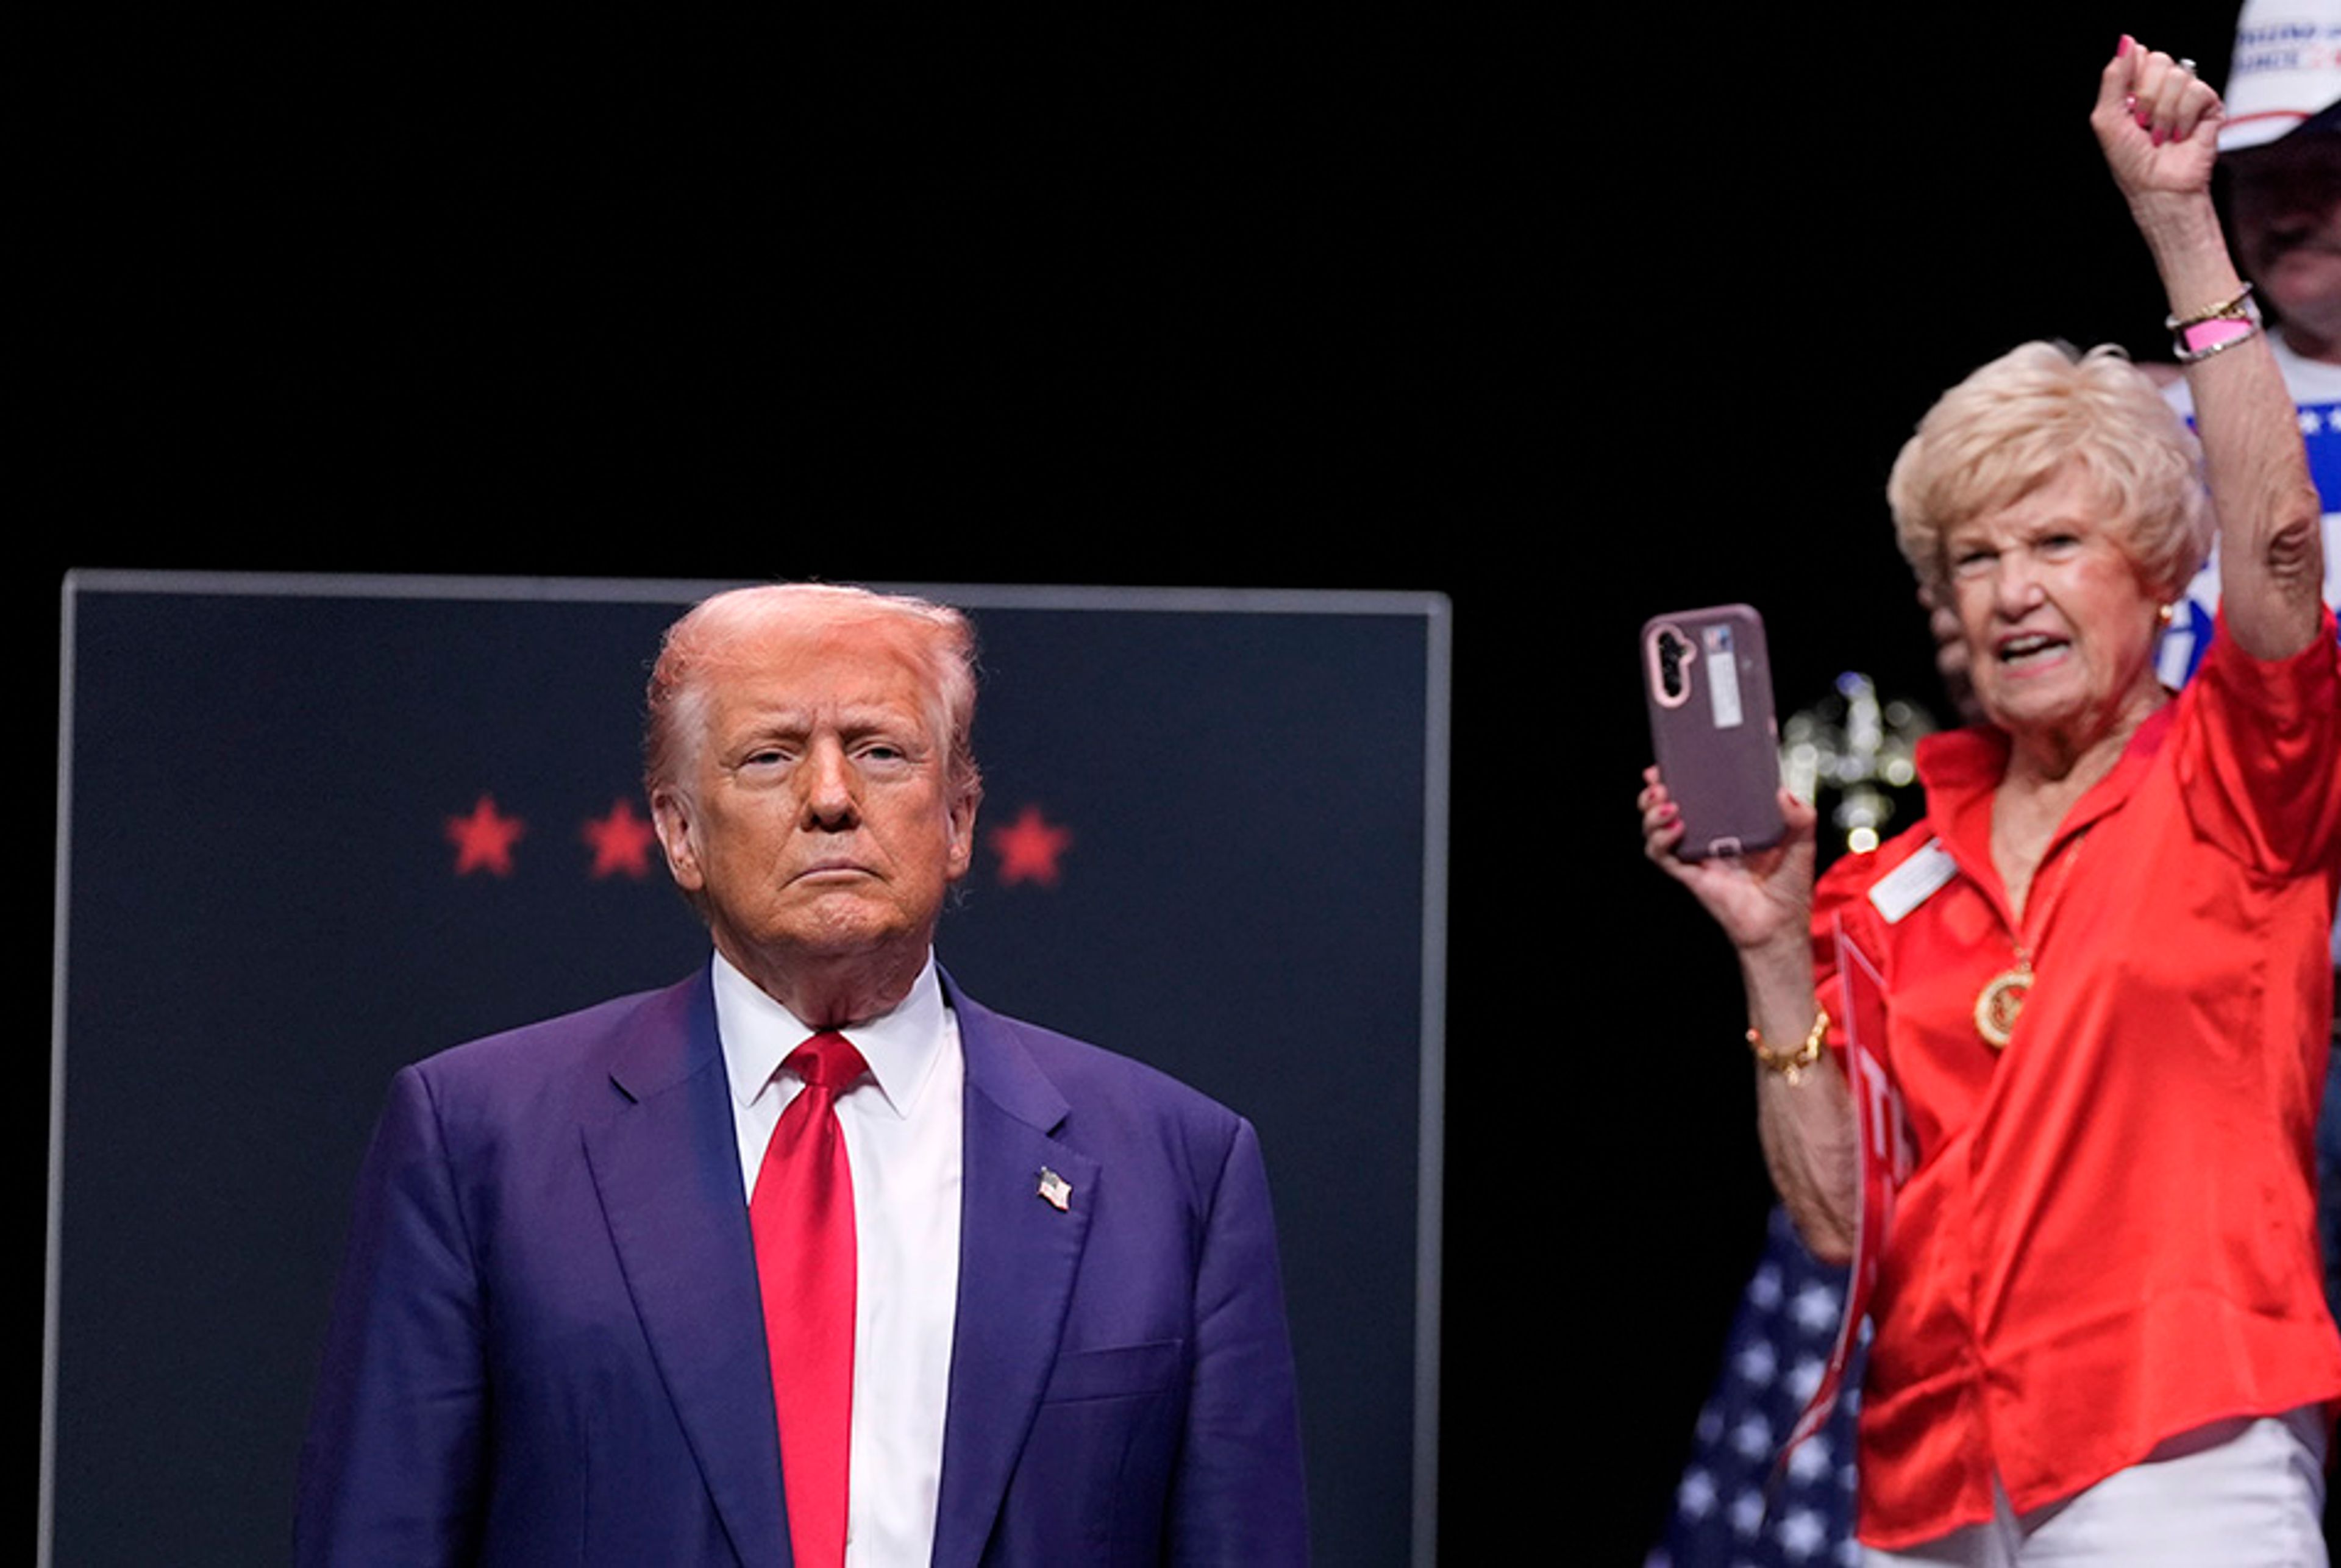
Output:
[
  {"left": 2168, "top": 283, "right": 2263, "bottom": 363},
  {"left": 2165, "top": 281, "right": 2255, "bottom": 331},
  {"left": 1748, "top": 1007, "right": 1829, "bottom": 1085}
]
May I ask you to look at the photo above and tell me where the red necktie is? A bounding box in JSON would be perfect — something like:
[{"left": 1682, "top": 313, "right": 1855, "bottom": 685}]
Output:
[{"left": 750, "top": 1030, "right": 868, "bottom": 1568}]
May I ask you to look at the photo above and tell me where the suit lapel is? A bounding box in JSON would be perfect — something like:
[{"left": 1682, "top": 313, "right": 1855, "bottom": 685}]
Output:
[
  {"left": 931, "top": 980, "right": 1100, "bottom": 1568},
  {"left": 582, "top": 971, "right": 790, "bottom": 1568}
]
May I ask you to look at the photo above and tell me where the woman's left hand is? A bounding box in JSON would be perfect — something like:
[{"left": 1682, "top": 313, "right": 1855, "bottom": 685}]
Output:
[{"left": 2091, "top": 36, "right": 2222, "bottom": 205}]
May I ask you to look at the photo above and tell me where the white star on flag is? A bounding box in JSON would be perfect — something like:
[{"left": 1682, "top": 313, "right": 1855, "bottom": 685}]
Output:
[
  {"left": 1787, "top": 1432, "right": 1834, "bottom": 1482},
  {"left": 1734, "top": 1340, "right": 1777, "bottom": 1385},
  {"left": 1792, "top": 1281, "right": 1840, "bottom": 1333},
  {"left": 1778, "top": 1507, "right": 1827, "bottom": 1559}
]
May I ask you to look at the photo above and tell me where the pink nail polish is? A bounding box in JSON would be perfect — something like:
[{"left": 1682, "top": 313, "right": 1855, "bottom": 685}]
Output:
[{"left": 2117, "top": 34, "right": 2131, "bottom": 58}]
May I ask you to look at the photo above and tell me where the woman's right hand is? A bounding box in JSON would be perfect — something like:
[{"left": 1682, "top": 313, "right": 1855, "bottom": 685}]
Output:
[
  {"left": 1639, "top": 766, "right": 1819, "bottom": 954},
  {"left": 1643, "top": 766, "right": 1852, "bottom": 1260}
]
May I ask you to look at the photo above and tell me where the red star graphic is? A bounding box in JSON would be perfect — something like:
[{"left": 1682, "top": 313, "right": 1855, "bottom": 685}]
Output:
[
  {"left": 988, "top": 804, "right": 1073, "bottom": 887},
  {"left": 446, "top": 794, "right": 526, "bottom": 877},
  {"left": 582, "top": 798, "right": 659, "bottom": 880}
]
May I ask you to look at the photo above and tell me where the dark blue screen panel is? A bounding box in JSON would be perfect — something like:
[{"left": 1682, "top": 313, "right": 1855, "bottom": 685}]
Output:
[{"left": 50, "top": 573, "right": 1445, "bottom": 1567}]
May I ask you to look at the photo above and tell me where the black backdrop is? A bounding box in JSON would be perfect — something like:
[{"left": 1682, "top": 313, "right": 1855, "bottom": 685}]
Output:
[{"left": 29, "top": 6, "right": 2252, "bottom": 1562}]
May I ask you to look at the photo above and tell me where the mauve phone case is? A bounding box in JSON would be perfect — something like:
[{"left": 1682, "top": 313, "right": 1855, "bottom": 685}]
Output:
[{"left": 1642, "top": 604, "right": 1784, "bottom": 859}]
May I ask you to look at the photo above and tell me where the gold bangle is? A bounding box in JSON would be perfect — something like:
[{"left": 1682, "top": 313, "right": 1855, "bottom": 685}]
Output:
[
  {"left": 2169, "top": 282, "right": 2264, "bottom": 363},
  {"left": 1748, "top": 1007, "right": 1829, "bottom": 1084},
  {"left": 2166, "top": 281, "right": 2255, "bottom": 331}
]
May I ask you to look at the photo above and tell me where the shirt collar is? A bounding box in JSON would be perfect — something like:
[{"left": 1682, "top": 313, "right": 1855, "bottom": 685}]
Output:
[
  {"left": 711, "top": 949, "right": 949, "bottom": 1122},
  {"left": 1915, "top": 700, "right": 2181, "bottom": 874},
  {"left": 1916, "top": 701, "right": 2178, "bottom": 799}
]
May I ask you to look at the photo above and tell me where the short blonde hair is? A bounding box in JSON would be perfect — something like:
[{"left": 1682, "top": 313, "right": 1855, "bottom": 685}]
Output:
[
  {"left": 1886, "top": 342, "right": 2211, "bottom": 600},
  {"left": 643, "top": 583, "right": 982, "bottom": 813}
]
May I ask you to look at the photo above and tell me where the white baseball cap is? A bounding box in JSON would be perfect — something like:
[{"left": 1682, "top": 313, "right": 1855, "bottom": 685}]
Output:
[{"left": 2219, "top": 0, "right": 2341, "bottom": 151}]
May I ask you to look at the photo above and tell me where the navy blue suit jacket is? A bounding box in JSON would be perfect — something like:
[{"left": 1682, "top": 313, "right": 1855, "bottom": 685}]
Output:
[{"left": 295, "top": 968, "right": 1308, "bottom": 1566}]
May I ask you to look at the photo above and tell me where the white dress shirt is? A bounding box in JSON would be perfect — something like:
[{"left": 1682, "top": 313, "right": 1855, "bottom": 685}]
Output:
[{"left": 714, "top": 951, "right": 964, "bottom": 1568}]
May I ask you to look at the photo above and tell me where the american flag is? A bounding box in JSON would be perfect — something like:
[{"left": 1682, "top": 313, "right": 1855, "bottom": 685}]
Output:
[{"left": 1647, "top": 1208, "right": 1864, "bottom": 1568}]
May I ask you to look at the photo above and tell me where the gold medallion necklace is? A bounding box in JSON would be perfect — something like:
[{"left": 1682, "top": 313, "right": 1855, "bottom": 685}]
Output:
[
  {"left": 1973, "top": 953, "right": 2031, "bottom": 1050},
  {"left": 1974, "top": 822, "right": 2090, "bottom": 1051}
]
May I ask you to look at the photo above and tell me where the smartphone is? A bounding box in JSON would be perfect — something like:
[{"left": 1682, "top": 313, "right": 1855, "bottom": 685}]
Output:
[{"left": 1641, "top": 604, "right": 1784, "bottom": 860}]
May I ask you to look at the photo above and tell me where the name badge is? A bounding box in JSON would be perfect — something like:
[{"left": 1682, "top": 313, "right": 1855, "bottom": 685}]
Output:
[{"left": 1868, "top": 838, "right": 1956, "bottom": 924}]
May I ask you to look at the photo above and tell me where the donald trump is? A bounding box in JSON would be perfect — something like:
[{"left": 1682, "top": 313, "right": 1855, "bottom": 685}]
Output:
[{"left": 296, "top": 583, "right": 1309, "bottom": 1567}]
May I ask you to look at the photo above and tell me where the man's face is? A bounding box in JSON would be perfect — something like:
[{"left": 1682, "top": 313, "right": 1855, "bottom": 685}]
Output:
[
  {"left": 651, "top": 615, "right": 975, "bottom": 989},
  {"left": 2229, "top": 130, "right": 2341, "bottom": 347}
]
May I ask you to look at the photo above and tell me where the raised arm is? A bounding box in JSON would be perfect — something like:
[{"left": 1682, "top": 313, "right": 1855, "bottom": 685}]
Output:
[
  {"left": 2095, "top": 37, "right": 2327, "bottom": 658},
  {"left": 1640, "top": 770, "right": 1856, "bottom": 1262}
]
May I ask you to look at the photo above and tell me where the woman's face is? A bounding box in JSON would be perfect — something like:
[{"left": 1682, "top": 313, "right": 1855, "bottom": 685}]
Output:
[{"left": 1940, "top": 464, "right": 2165, "bottom": 749}]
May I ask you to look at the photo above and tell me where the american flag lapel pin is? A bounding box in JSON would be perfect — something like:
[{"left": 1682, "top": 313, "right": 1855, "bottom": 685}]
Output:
[{"left": 1036, "top": 1166, "right": 1072, "bottom": 1212}]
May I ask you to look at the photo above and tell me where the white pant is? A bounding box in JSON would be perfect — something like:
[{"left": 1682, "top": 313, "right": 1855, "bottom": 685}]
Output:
[{"left": 1864, "top": 1409, "right": 2329, "bottom": 1568}]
